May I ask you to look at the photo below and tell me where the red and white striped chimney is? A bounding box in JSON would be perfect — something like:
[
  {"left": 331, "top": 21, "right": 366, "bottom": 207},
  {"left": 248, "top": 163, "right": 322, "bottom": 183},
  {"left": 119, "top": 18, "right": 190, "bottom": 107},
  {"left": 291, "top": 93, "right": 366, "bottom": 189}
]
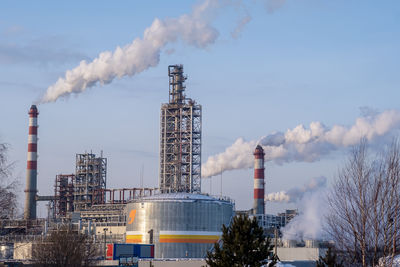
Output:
[
  {"left": 253, "top": 145, "right": 265, "bottom": 215},
  {"left": 24, "top": 105, "right": 38, "bottom": 220}
]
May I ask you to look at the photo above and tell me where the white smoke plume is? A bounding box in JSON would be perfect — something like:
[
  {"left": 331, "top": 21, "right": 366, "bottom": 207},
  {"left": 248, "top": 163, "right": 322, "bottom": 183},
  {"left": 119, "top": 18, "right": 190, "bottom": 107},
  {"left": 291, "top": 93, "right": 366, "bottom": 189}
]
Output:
[
  {"left": 281, "top": 189, "right": 327, "bottom": 241},
  {"left": 231, "top": 14, "right": 252, "bottom": 39},
  {"left": 39, "top": 0, "right": 287, "bottom": 103},
  {"left": 40, "top": 0, "right": 221, "bottom": 103},
  {"left": 202, "top": 109, "right": 400, "bottom": 177},
  {"left": 265, "top": 176, "right": 326, "bottom": 203}
]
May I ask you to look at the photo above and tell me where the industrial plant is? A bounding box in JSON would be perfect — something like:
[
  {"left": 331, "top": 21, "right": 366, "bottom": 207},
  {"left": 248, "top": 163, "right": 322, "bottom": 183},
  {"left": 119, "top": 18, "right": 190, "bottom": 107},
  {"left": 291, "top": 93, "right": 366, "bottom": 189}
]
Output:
[{"left": 0, "top": 65, "right": 326, "bottom": 266}]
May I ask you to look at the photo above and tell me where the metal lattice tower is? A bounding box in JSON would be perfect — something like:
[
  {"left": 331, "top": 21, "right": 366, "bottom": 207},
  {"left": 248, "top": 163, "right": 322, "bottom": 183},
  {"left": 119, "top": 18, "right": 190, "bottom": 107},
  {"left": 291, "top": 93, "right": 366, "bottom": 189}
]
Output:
[
  {"left": 54, "top": 174, "right": 74, "bottom": 217},
  {"left": 73, "top": 152, "right": 107, "bottom": 211},
  {"left": 159, "top": 65, "right": 202, "bottom": 193}
]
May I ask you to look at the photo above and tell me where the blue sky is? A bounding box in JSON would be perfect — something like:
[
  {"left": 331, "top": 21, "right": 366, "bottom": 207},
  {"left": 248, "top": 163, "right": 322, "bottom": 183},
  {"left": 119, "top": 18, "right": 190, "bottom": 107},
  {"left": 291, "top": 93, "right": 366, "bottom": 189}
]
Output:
[{"left": 0, "top": 0, "right": 399, "bottom": 216}]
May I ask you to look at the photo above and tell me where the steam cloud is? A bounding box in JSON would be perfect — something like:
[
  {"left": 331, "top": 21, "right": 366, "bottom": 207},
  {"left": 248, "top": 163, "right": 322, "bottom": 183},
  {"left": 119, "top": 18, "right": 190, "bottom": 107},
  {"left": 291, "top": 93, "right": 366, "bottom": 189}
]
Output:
[
  {"left": 39, "top": 0, "right": 289, "bottom": 103},
  {"left": 264, "top": 177, "right": 328, "bottom": 241},
  {"left": 202, "top": 109, "right": 400, "bottom": 177},
  {"left": 265, "top": 176, "right": 326, "bottom": 203},
  {"left": 40, "top": 0, "right": 221, "bottom": 103},
  {"left": 281, "top": 189, "right": 327, "bottom": 241}
]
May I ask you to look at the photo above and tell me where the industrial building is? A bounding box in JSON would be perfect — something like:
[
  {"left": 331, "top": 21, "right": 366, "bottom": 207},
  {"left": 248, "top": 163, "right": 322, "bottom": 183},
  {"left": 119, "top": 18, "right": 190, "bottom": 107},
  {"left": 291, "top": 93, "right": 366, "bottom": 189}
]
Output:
[
  {"left": 0, "top": 64, "right": 327, "bottom": 267},
  {"left": 0, "top": 65, "right": 234, "bottom": 264}
]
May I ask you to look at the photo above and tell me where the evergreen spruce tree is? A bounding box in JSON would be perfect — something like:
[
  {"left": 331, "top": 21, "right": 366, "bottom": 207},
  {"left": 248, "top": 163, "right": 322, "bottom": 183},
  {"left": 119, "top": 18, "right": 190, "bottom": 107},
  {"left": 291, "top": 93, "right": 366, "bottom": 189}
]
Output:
[
  {"left": 206, "top": 214, "right": 277, "bottom": 267},
  {"left": 316, "top": 246, "right": 344, "bottom": 267}
]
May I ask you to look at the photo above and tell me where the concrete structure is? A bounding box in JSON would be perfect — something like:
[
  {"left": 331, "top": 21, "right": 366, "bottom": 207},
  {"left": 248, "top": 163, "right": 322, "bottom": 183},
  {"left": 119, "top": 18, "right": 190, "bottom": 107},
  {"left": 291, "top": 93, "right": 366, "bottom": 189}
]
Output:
[
  {"left": 253, "top": 145, "right": 265, "bottom": 215},
  {"left": 24, "top": 105, "right": 39, "bottom": 220},
  {"left": 126, "top": 193, "right": 234, "bottom": 258},
  {"left": 13, "top": 242, "right": 38, "bottom": 260},
  {"left": 159, "top": 65, "right": 202, "bottom": 193},
  {"left": 277, "top": 247, "right": 327, "bottom": 262}
]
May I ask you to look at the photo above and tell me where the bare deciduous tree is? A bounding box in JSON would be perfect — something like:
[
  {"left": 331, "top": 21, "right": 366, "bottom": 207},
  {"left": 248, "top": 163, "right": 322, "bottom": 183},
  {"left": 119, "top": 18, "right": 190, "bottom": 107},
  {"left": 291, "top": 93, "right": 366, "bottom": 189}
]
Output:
[
  {"left": 327, "top": 139, "right": 400, "bottom": 267},
  {"left": 0, "top": 143, "right": 18, "bottom": 219},
  {"left": 32, "top": 225, "right": 98, "bottom": 266}
]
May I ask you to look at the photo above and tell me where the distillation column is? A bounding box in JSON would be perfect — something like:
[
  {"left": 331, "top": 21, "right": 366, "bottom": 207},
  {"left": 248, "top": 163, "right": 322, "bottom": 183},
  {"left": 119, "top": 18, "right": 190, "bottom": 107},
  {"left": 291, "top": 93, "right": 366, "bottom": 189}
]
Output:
[{"left": 159, "top": 65, "right": 202, "bottom": 193}]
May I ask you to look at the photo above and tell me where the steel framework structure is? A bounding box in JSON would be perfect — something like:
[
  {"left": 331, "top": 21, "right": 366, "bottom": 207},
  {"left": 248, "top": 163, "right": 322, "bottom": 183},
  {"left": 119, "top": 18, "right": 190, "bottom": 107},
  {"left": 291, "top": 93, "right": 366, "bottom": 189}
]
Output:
[
  {"left": 54, "top": 174, "right": 74, "bottom": 217},
  {"left": 92, "top": 188, "right": 156, "bottom": 205},
  {"left": 159, "top": 65, "right": 202, "bottom": 193},
  {"left": 74, "top": 152, "right": 107, "bottom": 211}
]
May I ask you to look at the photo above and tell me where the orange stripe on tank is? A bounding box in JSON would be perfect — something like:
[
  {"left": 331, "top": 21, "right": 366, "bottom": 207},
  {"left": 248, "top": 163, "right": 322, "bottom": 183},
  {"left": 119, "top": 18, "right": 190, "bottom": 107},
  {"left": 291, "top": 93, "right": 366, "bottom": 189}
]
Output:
[
  {"left": 159, "top": 238, "right": 219, "bottom": 243},
  {"left": 126, "top": 236, "right": 143, "bottom": 243}
]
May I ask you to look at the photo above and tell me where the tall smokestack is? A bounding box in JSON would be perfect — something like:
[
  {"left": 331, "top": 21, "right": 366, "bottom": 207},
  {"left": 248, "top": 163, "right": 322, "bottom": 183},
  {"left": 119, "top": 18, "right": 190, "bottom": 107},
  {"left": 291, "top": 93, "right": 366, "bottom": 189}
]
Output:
[
  {"left": 253, "top": 145, "right": 265, "bottom": 215},
  {"left": 24, "top": 105, "right": 38, "bottom": 220}
]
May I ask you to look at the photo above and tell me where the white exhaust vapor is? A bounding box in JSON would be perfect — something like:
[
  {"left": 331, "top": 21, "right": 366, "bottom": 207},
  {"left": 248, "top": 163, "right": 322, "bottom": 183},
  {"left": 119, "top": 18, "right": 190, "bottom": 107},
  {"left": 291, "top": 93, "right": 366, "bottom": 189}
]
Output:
[
  {"left": 281, "top": 189, "right": 327, "bottom": 241},
  {"left": 38, "top": 0, "right": 291, "bottom": 103},
  {"left": 265, "top": 176, "right": 326, "bottom": 203},
  {"left": 202, "top": 109, "right": 400, "bottom": 177},
  {"left": 40, "top": 0, "right": 221, "bottom": 103}
]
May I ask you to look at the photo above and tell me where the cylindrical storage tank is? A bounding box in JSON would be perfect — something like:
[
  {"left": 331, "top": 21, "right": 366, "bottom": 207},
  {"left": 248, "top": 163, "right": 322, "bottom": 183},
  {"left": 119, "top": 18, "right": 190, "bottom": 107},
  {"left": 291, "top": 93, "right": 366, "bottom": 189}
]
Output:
[
  {"left": 305, "top": 239, "right": 319, "bottom": 248},
  {"left": 126, "top": 193, "right": 234, "bottom": 258},
  {"left": 283, "top": 239, "right": 297, "bottom": 248}
]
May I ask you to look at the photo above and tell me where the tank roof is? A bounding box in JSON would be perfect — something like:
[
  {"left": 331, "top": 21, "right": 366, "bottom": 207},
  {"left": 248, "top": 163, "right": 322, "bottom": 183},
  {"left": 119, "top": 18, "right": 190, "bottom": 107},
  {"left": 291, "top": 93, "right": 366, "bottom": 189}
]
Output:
[{"left": 132, "top": 192, "right": 233, "bottom": 203}]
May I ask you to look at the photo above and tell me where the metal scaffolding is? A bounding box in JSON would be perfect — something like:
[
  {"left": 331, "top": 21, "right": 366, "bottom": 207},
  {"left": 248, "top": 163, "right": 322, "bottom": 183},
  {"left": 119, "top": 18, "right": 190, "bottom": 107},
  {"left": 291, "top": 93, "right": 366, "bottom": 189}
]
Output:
[
  {"left": 54, "top": 174, "right": 74, "bottom": 217},
  {"left": 159, "top": 65, "right": 202, "bottom": 193},
  {"left": 74, "top": 152, "right": 107, "bottom": 211},
  {"left": 92, "top": 188, "right": 156, "bottom": 205}
]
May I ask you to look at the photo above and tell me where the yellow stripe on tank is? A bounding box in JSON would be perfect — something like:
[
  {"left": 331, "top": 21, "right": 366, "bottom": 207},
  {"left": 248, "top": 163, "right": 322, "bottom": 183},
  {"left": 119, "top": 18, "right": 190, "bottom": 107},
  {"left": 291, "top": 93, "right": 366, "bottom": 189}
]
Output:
[{"left": 126, "top": 231, "right": 143, "bottom": 243}]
